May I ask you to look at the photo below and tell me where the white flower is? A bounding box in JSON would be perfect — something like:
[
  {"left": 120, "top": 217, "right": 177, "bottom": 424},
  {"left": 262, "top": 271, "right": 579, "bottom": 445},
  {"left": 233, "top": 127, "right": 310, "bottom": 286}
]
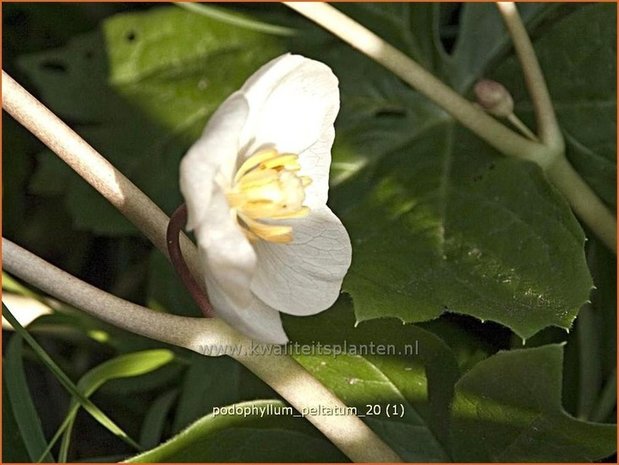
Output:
[{"left": 180, "top": 54, "right": 352, "bottom": 344}]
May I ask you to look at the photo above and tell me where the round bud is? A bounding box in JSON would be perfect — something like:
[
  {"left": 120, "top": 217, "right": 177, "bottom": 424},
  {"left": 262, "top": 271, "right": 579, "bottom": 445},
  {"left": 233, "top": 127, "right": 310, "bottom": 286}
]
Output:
[{"left": 474, "top": 79, "right": 514, "bottom": 117}]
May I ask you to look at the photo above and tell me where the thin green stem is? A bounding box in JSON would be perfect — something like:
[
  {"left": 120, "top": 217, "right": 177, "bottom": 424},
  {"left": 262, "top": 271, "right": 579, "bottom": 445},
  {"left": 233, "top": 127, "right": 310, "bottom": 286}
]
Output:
[
  {"left": 590, "top": 369, "right": 617, "bottom": 423},
  {"left": 174, "top": 2, "right": 296, "bottom": 36},
  {"left": 496, "top": 2, "right": 563, "bottom": 149},
  {"left": 576, "top": 303, "right": 602, "bottom": 420}
]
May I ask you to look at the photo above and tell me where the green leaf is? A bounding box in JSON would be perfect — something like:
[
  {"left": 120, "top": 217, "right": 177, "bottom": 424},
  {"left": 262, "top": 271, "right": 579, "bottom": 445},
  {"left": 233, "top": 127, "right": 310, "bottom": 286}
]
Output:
[
  {"left": 288, "top": 4, "right": 595, "bottom": 340},
  {"left": 21, "top": 6, "right": 282, "bottom": 235},
  {"left": 341, "top": 126, "right": 592, "bottom": 340},
  {"left": 170, "top": 351, "right": 278, "bottom": 431},
  {"left": 172, "top": 356, "right": 242, "bottom": 433},
  {"left": 55, "top": 350, "right": 175, "bottom": 461},
  {"left": 451, "top": 344, "right": 616, "bottom": 461},
  {"left": 492, "top": 4, "right": 617, "bottom": 208},
  {"left": 4, "top": 334, "right": 54, "bottom": 462},
  {"left": 128, "top": 400, "right": 347, "bottom": 462},
  {"left": 283, "top": 297, "right": 460, "bottom": 461}
]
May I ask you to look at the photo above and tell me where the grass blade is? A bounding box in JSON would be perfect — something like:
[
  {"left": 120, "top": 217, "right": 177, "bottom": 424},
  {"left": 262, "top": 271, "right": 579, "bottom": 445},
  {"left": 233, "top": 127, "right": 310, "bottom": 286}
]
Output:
[
  {"left": 2, "top": 305, "right": 141, "bottom": 457},
  {"left": 5, "top": 334, "right": 54, "bottom": 462},
  {"left": 57, "top": 349, "right": 174, "bottom": 461},
  {"left": 174, "top": 2, "right": 296, "bottom": 36}
]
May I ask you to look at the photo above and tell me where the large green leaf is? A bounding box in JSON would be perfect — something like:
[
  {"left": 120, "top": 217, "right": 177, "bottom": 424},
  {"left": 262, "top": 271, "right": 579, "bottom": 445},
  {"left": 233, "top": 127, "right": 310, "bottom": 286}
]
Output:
[
  {"left": 21, "top": 6, "right": 281, "bottom": 235},
  {"left": 288, "top": 5, "right": 594, "bottom": 340},
  {"left": 341, "top": 125, "right": 591, "bottom": 340},
  {"left": 283, "top": 297, "right": 460, "bottom": 461},
  {"left": 451, "top": 344, "right": 616, "bottom": 461},
  {"left": 492, "top": 4, "right": 616, "bottom": 208},
  {"left": 128, "top": 400, "right": 347, "bottom": 462}
]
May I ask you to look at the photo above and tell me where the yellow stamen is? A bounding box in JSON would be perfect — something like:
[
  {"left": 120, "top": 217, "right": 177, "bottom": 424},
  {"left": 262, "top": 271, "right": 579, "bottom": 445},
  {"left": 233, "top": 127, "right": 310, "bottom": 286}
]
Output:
[
  {"left": 234, "top": 148, "right": 279, "bottom": 182},
  {"left": 227, "top": 149, "right": 311, "bottom": 243},
  {"left": 239, "top": 214, "right": 293, "bottom": 243}
]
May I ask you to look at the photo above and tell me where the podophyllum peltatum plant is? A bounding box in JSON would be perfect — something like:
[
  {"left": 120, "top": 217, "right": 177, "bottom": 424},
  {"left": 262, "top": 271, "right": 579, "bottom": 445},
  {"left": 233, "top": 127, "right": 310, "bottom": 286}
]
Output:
[{"left": 2, "top": 2, "right": 616, "bottom": 463}]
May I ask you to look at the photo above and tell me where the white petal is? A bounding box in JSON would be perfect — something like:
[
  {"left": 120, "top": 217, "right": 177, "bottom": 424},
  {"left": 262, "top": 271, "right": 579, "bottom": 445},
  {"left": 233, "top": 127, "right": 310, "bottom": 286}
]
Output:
[
  {"left": 250, "top": 206, "right": 352, "bottom": 316},
  {"left": 194, "top": 187, "right": 256, "bottom": 311},
  {"left": 205, "top": 269, "right": 289, "bottom": 344},
  {"left": 180, "top": 93, "right": 248, "bottom": 230},
  {"left": 297, "top": 125, "right": 334, "bottom": 209},
  {"left": 240, "top": 54, "right": 339, "bottom": 158}
]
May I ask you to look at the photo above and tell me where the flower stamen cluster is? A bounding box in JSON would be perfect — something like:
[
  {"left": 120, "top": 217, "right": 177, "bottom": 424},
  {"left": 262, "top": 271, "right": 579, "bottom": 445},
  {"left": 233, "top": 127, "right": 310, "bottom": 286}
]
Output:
[{"left": 226, "top": 148, "right": 312, "bottom": 243}]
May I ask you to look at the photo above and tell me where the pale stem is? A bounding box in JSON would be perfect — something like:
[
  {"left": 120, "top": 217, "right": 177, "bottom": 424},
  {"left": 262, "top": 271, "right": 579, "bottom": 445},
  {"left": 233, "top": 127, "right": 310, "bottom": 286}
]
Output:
[
  {"left": 1, "top": 70, "right": 203, "bottom": 280},
  {"left": 496, "top": 2, "right": 563, "bottom": 149},
  {"left": 495, "top": 3, "right": 616, "bottom": 252},
  {"left": 285, "top": 3, "right": 616, "bottom": 252},
  {"left": 284, "top": 2, "right": 550, "bottom": 165},
  {"left": 3, "top": 239, "right": 401, "bottom": 463},
  {"left": 546, "top": 157, "right": 617, "bottom": 252}
]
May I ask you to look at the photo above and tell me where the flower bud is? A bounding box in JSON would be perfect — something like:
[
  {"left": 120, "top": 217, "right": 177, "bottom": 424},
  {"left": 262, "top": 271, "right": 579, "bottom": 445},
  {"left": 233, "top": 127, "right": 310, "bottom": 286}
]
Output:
[{"left": 474, "top": 79, "right": 514, "bottom": 117}]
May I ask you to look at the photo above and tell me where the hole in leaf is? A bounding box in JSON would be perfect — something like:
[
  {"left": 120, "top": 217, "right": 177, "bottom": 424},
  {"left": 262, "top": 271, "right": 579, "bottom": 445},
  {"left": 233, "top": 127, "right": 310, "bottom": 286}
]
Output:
[
  {"left": 40, "top": 60, "right": 67, "bottom": 73},
  {"left": 84, "top": 50, "right": 94, "bottom": 60},
  {"left": 374, "top": 107, "right": 406, "bottom": 118},
  {"left": 126, "top": 30, "right": 137, "bottom": 42}
]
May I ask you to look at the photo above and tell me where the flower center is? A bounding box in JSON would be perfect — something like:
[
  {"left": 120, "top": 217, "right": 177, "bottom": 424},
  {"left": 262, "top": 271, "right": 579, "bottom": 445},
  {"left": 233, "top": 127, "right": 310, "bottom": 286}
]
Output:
[{"left": 226, "top": 148, "right": 312, "bottom": 243}]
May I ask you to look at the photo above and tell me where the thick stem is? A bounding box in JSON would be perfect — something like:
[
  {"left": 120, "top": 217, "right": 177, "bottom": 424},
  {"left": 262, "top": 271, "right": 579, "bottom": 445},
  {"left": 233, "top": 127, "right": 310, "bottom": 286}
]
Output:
[
  {"left": 546, "top": 157, "right": 617, "bottom": 253},
  {"left": 3, "top": 239, "right": 401, "bottom": 462},
  {"left": 497, "top": 2, "right": 563, "bottom": 149},
  {"left": 2, "top": 238, "right": 223, "bottom": 349},
  {"left": 284, "top": 2, "right": 550, "bottom": 165}
]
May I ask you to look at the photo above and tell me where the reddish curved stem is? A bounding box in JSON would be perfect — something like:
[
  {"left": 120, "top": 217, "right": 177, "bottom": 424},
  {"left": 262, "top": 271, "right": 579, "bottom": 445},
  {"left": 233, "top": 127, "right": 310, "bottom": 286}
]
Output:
[{"left": 166, "top": 204, "right": 214, "bottom": 317}]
